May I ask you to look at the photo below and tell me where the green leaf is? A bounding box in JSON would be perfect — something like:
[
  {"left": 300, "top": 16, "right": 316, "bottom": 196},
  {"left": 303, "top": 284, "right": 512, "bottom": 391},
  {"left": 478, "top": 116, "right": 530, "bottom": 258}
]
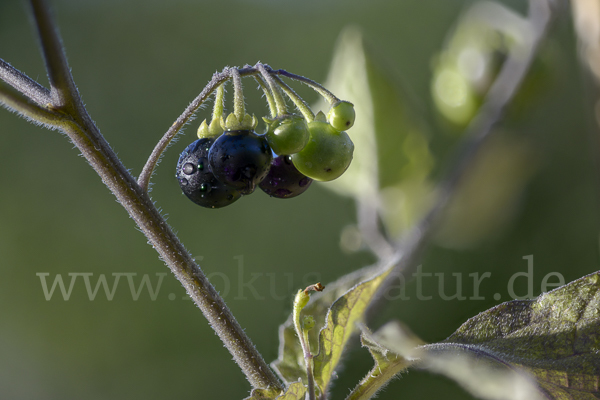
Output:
[
  {"left": 312, "top": 268, "right": 392, "bottom": 394},
  {"left": 243, "top": 387, "right": 281, "bottom": 400},
  {"left": 243, "top": 382, "right": 306, "bottom": 400},
  {"left": 317, "top": 27, "right": 433, "bottom": 194},
  {"left": 356, "top": 272, "right": 600, "bottom": 400},
  {"left": 276, "top": 382, "right": 307, "bottom": 400},
  {"left": 314, "top": 27, "right": 434, "bottom": 237},
  {"left": 367, "top": 320, "right": 546, "bottom": 400},
  {"left": 346, "top": 324, "right": 416, "bottom": 400},
  {"left": 420, "top": 343, "right": 547, "bottom": 400},
  {"left": 438, "top": 270, "right": 600, "bottom": 399},
  {"left": 271, "top": 264, "right": 384, "bottom": 384}
]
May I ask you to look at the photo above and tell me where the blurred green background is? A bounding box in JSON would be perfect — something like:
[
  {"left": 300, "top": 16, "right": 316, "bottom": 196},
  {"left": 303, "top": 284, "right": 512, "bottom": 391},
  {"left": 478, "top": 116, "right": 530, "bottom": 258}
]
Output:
[{"left": 0, "top": 0, "right": 598, "bottom": 399}]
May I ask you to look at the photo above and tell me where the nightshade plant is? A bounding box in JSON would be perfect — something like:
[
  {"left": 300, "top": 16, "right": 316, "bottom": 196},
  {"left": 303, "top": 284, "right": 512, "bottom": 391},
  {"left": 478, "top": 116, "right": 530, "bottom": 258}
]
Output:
[{"left": 1, "top": 0, "right": 598, "bottom": 399}]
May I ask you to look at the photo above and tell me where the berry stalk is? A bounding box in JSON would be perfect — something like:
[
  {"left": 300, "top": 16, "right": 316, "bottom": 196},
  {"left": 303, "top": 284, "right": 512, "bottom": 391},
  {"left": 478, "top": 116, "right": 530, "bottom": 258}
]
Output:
[
  {"left": 258, "top": 63, "right": 288, "bottom": 116},
  {"left": 231, "top": 67, "right": 246, "bottom": 122},
  {"left": 272, "top": 75, "right": 315, "bottom": 122},
  {"left": 253, "top": 74, "right": 277, "bottom": 118},
  {"left": 270, "top": 67, "right": 340, "bottom": 105}
]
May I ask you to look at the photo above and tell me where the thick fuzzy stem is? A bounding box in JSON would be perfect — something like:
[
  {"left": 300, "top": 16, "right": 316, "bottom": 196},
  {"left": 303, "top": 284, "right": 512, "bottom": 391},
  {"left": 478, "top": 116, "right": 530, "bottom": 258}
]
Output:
[{"left": 0, "top": 0, "right": 285, "bottom": 392}]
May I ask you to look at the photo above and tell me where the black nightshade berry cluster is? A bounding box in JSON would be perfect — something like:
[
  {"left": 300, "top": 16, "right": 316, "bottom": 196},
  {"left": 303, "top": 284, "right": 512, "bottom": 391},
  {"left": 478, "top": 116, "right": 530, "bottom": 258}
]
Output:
[{"left": 176, "top": 65, "right": 356, "bottom": 209}]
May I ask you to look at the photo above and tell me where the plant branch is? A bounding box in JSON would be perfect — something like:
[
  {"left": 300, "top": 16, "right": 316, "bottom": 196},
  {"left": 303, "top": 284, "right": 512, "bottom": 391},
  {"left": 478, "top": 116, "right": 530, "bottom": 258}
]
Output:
[
  {"left": 377, "top": 0, "right": 553, "bottom": 294},
  {"left": 58, "top": 119, "right": 283, "bottom": 391},
  {"left": 0, "top": 59, "right": 51, "bottom": 106},
  {"left": 29, "top": 0, "right": 83, "bottom": 116},
  {"left": 0, "top": 80, "right": 63, "bottom": 126},
  {"left": 0, "top": 0, "right": 285, "bottom": 391}
]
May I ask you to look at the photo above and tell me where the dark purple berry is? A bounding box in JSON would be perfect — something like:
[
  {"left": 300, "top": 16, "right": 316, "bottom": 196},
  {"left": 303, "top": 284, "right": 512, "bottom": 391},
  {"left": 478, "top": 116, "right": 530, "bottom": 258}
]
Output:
[
  {"left": 208, "top": 130, "right": 273, "bottom": 195},
  {"left": 176, "top": 139, "right": 242, "bottom": 208},
  {"left": 259, "top": 155, "right": 313, "bottom": 199}
]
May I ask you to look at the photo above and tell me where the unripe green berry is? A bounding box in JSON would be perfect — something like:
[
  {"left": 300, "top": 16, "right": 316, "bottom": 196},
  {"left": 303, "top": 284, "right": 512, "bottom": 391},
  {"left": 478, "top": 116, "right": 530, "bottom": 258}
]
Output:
[
  {"left": 327, "top": 100, "right": 355, "bottom": 131},
  {"left": 291, "top": 121, "right": 354, "bottom": 182},
  {"left": 265, "top": 114, "right": 310, "bottom": 155},
  {"left": 302, "top": 315, "right": 315, "bottom": 331}
]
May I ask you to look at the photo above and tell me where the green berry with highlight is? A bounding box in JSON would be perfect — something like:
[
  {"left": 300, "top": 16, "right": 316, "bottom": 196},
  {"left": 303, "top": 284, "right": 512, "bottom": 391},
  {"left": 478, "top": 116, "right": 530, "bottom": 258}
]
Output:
[
  {"left": 327, "top": 100, "right": 355, "bottom": 131},
  {"left": 291, "top": 121, "right": 354, "bottom": 182},
  {"left": 265, "top": 114, "right": 310, "bottom": 155}
]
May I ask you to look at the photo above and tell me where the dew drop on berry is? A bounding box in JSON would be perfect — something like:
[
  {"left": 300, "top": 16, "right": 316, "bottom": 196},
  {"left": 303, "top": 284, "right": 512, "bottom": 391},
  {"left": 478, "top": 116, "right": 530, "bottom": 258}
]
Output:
[
  {"left": 200, "top": 183, "right": 211, "bottom": 193},
  {"left": 299, "top": 177, "right": 310, "bottom": 187},
  {"left": 183, "top": 163, "right": 196, "bottom": 175},
  {"left": 176, "top": 138, "right": 242, "bottom": 208},
  {"left": 259, "top": 155, "right": 312, "bottom": 199}
]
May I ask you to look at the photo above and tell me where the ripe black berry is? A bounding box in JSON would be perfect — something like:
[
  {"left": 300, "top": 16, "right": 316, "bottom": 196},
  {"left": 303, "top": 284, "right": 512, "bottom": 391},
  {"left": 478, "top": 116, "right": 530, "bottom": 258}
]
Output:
[
  {"left": 208, "top": 130, "right": 273, "bottom": 195},
  {"left": 176, "top": 139, "right": 242, "bottom": 208},
  {"left": 259, "top": 155, "right": 313, "bottom": 199}
]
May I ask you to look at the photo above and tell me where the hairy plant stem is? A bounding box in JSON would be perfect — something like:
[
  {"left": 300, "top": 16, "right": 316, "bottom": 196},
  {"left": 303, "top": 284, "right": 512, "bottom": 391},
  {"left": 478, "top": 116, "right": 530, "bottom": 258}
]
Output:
[
  {"left": 258, "top": 63, "right": 288, "bottom": 116},
  {"left": 292, "top": 290, "right": 317, "bottom": 400},
  {"left": 0, "top": 59, "right": 51, "bottom": 105},
  {"left": 272, "top": 75, "right": 315, "bottom": 122},
  {"left": 0, "top": 0, "right": 284, "bottom": 391},
  {"left": 62, "top": 120, "right": 283, "bottom": 391},
  {"left": 253, "top": 75, "right": 277, "bottom": 118},
  {"left": 0, "top": 80, "right": 61, "bottom": 125},
  {"left": 270, "top": 66, "right": 340, "bottom": 105},
  {"left": 231, "top": 67, "right": 246, "bottom": 122}
]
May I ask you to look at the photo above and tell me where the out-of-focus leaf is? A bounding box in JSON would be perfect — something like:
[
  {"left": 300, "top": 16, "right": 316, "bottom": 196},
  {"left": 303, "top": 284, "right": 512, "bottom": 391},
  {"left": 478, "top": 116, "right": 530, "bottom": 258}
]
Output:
[
  {"left": 312, "top": 268, "right": 392, "bottom": 394},
  {"left": 572, "top": 0, "right": 600, "bottom": 84},
  {"left": 314, "top": 26, "right": 378, "bottom": 200},
  {"left": 430, "top": 1, "right": 532, "bottom": 128},
  {"left": 314, "top": 27, "right": 434, "bottom": 238},
  {"left": 272, "top": 264, "right": 385, "bottom": 384}
]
